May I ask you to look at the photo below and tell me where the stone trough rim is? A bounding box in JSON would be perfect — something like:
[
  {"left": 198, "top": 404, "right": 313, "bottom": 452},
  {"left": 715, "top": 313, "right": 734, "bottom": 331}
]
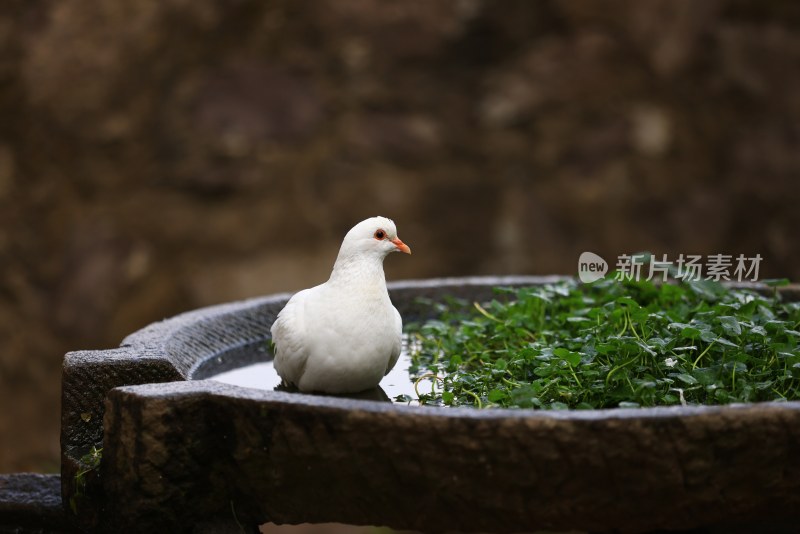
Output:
[
  {"left": 116, "top": 378, "right": 800, "bottom": 421},
  {"left": 119, "top": 273, "right": 800, "bottom": 418}
]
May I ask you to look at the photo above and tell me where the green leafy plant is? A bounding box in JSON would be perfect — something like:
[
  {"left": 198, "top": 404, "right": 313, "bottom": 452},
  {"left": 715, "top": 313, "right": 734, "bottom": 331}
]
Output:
[
  {"left": 406, "top": 277, "right": 800, "bottom": 409},
  {"left": 69, "top": 446, "right": 102, "bottom": 514}
]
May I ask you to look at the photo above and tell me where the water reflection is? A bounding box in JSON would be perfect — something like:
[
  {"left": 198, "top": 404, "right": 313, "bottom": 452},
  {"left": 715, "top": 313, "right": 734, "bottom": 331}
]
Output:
[{"left": 209, "top": 349, "right": 438, "bottom": 406}]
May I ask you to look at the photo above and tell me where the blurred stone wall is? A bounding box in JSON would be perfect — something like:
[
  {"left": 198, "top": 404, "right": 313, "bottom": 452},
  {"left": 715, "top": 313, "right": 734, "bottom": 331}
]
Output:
[{"left": 1, "top": 0, "right": 798, "bottom": 471}]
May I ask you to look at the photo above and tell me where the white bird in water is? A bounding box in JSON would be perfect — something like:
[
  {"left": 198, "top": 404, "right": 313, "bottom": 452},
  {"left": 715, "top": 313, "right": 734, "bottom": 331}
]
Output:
[{"left": 271, "top": 216, "right": 411, "bottom": 393}]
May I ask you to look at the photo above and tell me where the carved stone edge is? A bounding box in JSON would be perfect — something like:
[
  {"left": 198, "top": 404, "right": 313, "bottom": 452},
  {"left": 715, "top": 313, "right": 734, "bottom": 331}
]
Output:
[
  {"left": 0, "top": 474, "right": 71, "bottom": 532},
  {"left": 102, "top": 380, "right": 800, "bottom": 533},
  {"left": 59, "top": 275, "right": 800, "bottom": 530}
]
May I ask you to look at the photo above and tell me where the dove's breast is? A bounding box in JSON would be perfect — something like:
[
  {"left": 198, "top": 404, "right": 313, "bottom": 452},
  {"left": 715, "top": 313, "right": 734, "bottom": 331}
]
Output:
[{"left": 288, "top": 287, "right": 400, "bottom": 393}]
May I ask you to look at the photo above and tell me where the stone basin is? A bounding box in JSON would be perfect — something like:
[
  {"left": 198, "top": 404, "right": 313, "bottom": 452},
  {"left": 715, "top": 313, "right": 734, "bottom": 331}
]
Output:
[{"left": 61, "top": 276, "right": 800, "bottom": 533}]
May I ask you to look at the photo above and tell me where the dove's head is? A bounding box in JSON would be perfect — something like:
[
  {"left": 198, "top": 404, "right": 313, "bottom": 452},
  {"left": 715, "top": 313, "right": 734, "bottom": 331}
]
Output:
[{"left": 340, "top": 216, "right": 411, "bottom": 260}]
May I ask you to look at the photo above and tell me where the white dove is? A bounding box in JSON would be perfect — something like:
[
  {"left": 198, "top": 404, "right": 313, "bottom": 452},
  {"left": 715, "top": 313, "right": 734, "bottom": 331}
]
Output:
[{"left": 271, "top": 216, "right": 412, "bottom": 393}]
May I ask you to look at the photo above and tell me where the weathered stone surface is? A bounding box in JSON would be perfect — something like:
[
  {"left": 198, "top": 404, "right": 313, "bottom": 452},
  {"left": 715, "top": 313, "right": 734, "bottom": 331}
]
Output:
[
  {"left": 103, "top": 381, "right": 800, "bottom": 533},
  {"left": 0, "top": 473, "right": 73, "bottom": 532},
  {"left": 60, "top": 292, "right": 289, "bottom": 528},
  {"left": 59, "top": 276, "right": 800, "bottom": 531},
  {"left": 60, "top": 350, "right": 183, "bottom": 528}
]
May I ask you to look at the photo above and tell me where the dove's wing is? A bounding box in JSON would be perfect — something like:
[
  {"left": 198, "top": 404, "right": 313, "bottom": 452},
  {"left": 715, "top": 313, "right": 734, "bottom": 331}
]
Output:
[{"left": 271, "top": 288, "right": 315, "bottom": 387}]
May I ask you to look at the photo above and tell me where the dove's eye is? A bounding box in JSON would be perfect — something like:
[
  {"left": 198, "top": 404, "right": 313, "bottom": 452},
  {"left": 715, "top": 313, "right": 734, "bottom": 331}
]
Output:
[{"left": 374, "top": 229, "right": 386, "bottom": 240}]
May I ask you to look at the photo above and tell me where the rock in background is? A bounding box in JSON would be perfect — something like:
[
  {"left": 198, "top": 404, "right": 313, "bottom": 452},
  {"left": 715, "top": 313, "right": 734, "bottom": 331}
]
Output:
[{"left": 0, "top": 0, "right": 798, "bottom": 471}]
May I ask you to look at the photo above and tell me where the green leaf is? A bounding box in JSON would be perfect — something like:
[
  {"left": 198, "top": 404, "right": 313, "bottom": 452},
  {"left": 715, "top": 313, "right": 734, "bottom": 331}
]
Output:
[
  {"left": 566, "top": 316, "right": 591, "bottom": 323},
  {"left": 699, "top": 329, "right": 718, "bottom": 343},
  {"left": 675, "top": 373, "right": 698, "bottom": 385},
  {"left": 714, "top": 337, "right": 739, "bottom": 348},
  {"left": 635, "top": 341, "right": 656, "bottom": 356},
  {"left": 687, "top": 279, "right": 726, "bottom": 300},
  {"left": 718, "top": 316, "right": 742, "bottom": 336},
  {"left": 750, "top": 326, "right": 767, "bottom": 336},
  {"left": 681, "top": 326, "right": 701, "bottom": 338},
  {"left": 554, "top": 347, "right": 581, "bottom": 366},
  {"left": 616, "top": 296, "right": 641, "bottom": 308},
  {"left": 488, "top": 389, "right": 506, "bottom": 402}
]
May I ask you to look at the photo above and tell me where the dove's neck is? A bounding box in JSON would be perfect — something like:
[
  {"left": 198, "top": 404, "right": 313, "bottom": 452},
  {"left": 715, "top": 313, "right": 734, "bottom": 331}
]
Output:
[{"left": 328, "top": 251, "right": 388, "bottom": 293}]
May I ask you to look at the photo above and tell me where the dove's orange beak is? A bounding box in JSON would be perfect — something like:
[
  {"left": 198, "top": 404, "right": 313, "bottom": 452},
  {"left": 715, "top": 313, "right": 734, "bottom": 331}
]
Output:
[{"left": 391, "top": 237, "right": 411, "bottom": 254}]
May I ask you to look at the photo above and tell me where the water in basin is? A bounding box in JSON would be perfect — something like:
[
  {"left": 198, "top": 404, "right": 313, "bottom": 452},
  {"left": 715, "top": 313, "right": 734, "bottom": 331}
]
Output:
[{"left": 207, "top": 339, "right": 438, "bottom": 406}]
